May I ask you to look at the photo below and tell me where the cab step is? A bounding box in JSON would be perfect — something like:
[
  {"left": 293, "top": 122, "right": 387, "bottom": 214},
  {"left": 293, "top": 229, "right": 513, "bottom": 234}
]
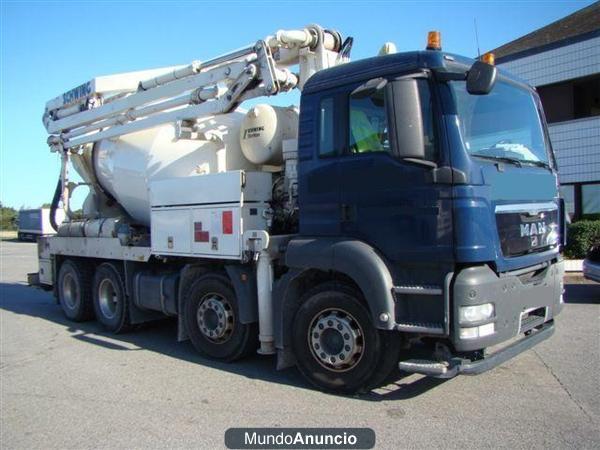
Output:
[
  {"left": 394, "top": 321, "right": 445, "bottom": 334},
  {"left": 393, "top": 285, "right": 442, "bottom": 295},
  {"left": 398, "top": 359, "right": 458, "bottom": 378}
]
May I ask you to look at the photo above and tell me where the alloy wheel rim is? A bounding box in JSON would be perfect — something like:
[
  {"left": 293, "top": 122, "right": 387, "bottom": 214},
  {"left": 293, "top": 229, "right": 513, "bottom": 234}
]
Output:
[
  {"left": 308, "top": 308, "right": 365, "bottom": 372},
  {"left": 98, "top": 278, "right": 118, "bottom": 319},
  {"left": 196, "top": 293, "right": 234, "bottom": 343},
  {"left": 62, "top": 273, "right": 79, "bottom": 310}
]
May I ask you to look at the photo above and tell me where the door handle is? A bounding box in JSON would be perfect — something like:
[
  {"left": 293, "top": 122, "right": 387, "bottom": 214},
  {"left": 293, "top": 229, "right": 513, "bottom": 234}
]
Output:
[{"left": 341, "top": 204, "right": 354, "bottom": 222}]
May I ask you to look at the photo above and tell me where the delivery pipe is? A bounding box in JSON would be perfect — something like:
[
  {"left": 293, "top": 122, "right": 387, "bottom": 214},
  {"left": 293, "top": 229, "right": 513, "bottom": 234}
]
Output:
[
  {"left": 62, "top": 93, "right": 193, "bottom": 140},
  {"left": 139, "top": 61, "right": 202, "bottom": 90},
  {"left": 53, "top": 103, "right": 82, "bottom": 120},
  {"left": 256, "top": 248, "right": 275, "bottom": 355},
  {"left": 49, "top": 176, "right": 62, "bottom": 232},
  {"left": 201, "top": 46, "right": 255, "bottom": 70},
  {"left": 62, "top": 83, "right": 221, "bottom": 141},
  {"left": 267, "top": 28, "right": 338, "bottom": 51}
]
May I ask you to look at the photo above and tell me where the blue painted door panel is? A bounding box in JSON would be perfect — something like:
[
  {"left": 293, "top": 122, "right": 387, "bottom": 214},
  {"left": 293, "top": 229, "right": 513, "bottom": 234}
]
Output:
[
  {"left": 298, "top": 158, "right": 341, "bottom": 236},
  {"left": 338, "top": 153, "right": 453, "bottom": 264}
]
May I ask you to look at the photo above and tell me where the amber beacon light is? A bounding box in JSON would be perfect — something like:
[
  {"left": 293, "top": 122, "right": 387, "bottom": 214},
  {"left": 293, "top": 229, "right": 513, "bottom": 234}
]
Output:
[
  {"left": 481, "top": 52, "right": 495, "bottom": 65},
  {"left": 426, "top": 31, "right": 442, "bottom": 50}
]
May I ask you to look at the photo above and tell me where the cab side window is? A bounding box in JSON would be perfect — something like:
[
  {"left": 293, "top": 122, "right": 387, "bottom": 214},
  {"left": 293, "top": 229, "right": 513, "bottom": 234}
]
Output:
[
  {"left": 318, "top": 97, "right": 336, "bottom": 157},
  {"left": 348, "top": 89, "right": 390, "bottom": 154}
]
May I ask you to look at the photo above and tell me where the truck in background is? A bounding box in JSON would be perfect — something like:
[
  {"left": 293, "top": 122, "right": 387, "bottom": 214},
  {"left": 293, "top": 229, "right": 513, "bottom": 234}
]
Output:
[
  {"left": 29, "top": 26, "right": 566, "bottom": 393},
  {"left": 18, "top": 208, "right": 64, "bottom": 241}
]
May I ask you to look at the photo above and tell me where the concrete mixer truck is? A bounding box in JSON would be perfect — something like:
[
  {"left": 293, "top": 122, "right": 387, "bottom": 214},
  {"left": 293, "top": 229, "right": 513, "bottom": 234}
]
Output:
[{"left": 30, "top": 25, "right": 566, "bottom": 393}]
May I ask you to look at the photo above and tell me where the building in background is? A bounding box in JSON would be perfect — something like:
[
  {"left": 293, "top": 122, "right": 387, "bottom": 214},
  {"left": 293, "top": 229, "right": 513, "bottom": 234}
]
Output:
[{"left": 492, "top": 1, "right": 600, "bottom": 220}]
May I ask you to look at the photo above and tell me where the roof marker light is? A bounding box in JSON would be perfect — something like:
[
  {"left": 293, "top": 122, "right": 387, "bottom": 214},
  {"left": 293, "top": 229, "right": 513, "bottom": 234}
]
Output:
[
  {"left": 482, "top": 52, "right": 495, "bottom": 65},
  {"left": 378, "top": 42, "right": 397, "bottom": 56},
  {"left": 426, "top": 31, "right": 441, "bottom": 51}
]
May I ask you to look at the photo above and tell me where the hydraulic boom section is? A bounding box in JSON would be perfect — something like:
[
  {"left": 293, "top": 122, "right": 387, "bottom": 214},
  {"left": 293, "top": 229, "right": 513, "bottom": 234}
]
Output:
[{"left": 43, "top": 25, "right": 345, "bottom": 152}]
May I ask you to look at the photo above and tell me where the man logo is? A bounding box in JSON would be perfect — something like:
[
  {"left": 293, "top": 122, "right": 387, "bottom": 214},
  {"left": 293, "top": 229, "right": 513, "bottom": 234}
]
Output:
[{"left": 520, "top": 222, "right": 547, "bottom": 238}]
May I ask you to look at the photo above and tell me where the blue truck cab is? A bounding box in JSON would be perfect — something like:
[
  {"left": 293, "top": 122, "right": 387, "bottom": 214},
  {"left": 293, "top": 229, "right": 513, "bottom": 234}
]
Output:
[{"left": 278, "top": 48, "right": 565, "bottom": 392}]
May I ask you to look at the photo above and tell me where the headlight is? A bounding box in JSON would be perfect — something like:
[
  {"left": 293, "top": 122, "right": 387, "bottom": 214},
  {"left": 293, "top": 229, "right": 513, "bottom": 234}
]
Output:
[{"left": 459, "top": 303, "right": 494, "bottom": 323}]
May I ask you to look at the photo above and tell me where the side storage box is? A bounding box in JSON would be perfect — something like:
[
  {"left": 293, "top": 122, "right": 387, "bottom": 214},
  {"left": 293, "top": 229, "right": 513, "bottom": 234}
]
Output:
[{"left": 149, "top": 171, "right": 271, "bottom": 260}]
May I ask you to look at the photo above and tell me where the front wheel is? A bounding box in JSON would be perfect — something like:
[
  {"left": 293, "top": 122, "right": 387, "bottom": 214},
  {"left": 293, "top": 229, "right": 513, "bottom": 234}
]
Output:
[{"left": 292, "top": 283, "right": 397, "bottom": 394}]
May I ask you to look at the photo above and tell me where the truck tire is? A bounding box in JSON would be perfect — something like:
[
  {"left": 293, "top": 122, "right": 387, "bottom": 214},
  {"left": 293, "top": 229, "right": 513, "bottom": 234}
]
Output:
[
  {"left": 183, "top": 274, "right": 257, "bottom": 362},
  {"left": 366, "top": 330, "right": 403, "bottom": 390},
  {"left": 292, "top": 282, "right": 397, "bottom": 394},
  {"left": 92, "top": 263, "right": 129, "bottom": 333},
  {"left": 57, "top": 259, "right": 95, "bottom": 322}
]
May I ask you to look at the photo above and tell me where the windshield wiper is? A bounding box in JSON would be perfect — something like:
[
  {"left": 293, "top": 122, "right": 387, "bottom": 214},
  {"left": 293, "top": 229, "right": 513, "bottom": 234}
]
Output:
[
  {"left": 473, "top": 154, "right": 552, "bottom": 170},
  {"left": 472, "top": 154, "right": 523, "bottom": 167}
]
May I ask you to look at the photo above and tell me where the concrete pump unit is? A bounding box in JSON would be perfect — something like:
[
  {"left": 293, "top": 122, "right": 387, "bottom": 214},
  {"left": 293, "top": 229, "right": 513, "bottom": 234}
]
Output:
[{"left": 31, "top": 25, "right": 566, "bottom": 393}]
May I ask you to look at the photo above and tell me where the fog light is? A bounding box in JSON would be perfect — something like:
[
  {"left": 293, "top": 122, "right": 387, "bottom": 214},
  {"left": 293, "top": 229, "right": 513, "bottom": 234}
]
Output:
[
  {"left": 460, "top": 323, "right": 495, "bottom": 339},
  {"left": 459, "top": 303, "right": 494, "bottom": 323},
  {"left": 478, "top": 322, "right": 495, "bottom": 337},
  {"left": 459, "top": 327, "right": 479, "bottom": 339}
]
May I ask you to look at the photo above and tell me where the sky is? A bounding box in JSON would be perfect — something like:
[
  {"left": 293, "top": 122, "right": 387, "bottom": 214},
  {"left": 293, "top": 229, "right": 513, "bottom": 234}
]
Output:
[{"left": 0, "top": 0, "right": 595, "bottom": 209}]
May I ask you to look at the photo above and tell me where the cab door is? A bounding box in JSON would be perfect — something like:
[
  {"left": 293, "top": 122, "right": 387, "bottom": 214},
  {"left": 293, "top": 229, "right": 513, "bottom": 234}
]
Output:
[
  {"left": 298, "top": 90, "right": 346, "bottom": 236},
  {"left": 337, "top": 77, "right": 454, "bottom": 267}
]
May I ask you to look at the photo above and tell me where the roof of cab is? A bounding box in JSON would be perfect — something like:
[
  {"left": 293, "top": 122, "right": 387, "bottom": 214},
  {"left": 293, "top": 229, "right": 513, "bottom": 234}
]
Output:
[
  {"left": 302, "top": 50, "right": 533, "bottom": 94},
  {"left": 302, "top": 51, "right": 474, "bottom": 94}
]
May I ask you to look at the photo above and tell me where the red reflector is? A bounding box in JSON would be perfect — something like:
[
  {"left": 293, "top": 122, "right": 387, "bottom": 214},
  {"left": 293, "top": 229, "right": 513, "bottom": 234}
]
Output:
[
  {"left": 194, "top": 222, "right": 209, "bottom": 242},
  {"left": 222, "top": 211, "right": 233, "bottom": 235}
]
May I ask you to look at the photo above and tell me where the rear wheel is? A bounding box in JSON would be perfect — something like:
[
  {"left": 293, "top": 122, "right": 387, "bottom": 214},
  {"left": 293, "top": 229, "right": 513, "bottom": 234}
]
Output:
[
  {"left": 292, "top": 283, "right": 398, "bottom": 394},
  {"left": 57, "top": 259, "right": 95, "bottom": 321},
  {"left": 183, "top": 274, "right": 257, "bottom": 361},
  {"left": 92, "top": 263, "right": 129, "bottom": 333}
]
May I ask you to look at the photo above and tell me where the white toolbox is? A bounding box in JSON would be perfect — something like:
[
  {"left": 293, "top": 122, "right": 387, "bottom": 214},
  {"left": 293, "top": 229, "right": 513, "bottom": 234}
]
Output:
[{"left": 149, "top": 171, "right": 271, "bottom": 259}]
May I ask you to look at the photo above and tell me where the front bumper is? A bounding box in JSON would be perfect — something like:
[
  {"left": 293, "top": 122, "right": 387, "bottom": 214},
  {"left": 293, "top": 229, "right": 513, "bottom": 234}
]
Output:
[
  {"left": 398, "top": 259, "right": 563, "bottom": 378},
  {"left": 399, "top": 321, "right": 554, "bottom": 378},
  {"left": 451, "top": 259, "right": 564, "bottom": 352}
]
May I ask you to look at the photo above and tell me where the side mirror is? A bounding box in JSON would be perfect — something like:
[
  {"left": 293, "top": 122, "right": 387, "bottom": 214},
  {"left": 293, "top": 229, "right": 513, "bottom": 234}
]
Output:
[
  {"left": 387, "top": 79, "right": 427, "bottom": 162},
  {"left": 467, "top": 61, "right": 498, "bottom": 95}
]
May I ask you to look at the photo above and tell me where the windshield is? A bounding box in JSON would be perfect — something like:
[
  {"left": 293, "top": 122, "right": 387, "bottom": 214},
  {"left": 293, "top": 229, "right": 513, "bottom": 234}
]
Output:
[{"left": 451, "top": 80, "right": 549, "bottom": 164}]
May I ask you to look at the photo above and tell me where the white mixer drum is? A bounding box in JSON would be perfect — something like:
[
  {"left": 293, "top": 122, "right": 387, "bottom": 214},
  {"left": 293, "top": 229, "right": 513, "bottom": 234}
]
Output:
[{"left": 93, "top": 111, "right": 257, "bottom": 225}]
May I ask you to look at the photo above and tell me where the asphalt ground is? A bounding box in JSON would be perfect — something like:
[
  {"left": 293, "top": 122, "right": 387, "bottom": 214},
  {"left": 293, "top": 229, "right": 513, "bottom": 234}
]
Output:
[{"left": 1, "top": 239, "right": 599, "bottom": 449}]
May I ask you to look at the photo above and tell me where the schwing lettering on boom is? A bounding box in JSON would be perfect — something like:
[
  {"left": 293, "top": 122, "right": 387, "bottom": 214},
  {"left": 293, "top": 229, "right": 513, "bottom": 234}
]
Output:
[{"left": 62, "top": 81, "right": 92, "bottom": 106}]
